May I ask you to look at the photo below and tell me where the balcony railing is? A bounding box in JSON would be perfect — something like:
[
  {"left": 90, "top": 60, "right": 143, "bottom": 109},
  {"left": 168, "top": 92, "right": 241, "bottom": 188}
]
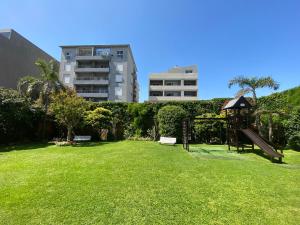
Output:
[
  {"left": 76, "top": 77, "right": 108, "bottom": 81},
  {"left": 77, "top": 89, "right": 108, "bottom": 93},
  {"left": 74, "top": 67, "right": 110, "bottom": 73}
]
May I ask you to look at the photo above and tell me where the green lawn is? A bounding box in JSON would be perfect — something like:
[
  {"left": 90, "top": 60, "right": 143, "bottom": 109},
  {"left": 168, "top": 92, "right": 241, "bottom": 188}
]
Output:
[{"left": 0, "top": 141, "right": 299, "bottom": 225}]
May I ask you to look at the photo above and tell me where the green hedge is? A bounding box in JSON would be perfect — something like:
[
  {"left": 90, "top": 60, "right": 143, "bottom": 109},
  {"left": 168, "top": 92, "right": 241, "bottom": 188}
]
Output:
[
  {"left": 0, "top": 88, "right": 44, "bottom": 144},
  {"left": 93, "top": 99, "right": 227, "bottom": 140},
  {"left": 157, "top": 105, "right": 188, "bottom": 141}
]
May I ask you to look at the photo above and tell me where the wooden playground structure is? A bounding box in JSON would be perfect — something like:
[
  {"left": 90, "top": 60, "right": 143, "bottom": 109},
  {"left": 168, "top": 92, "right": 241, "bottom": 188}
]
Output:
[{"left": 182, "top": 96, "right": 284, "bottom": 163}]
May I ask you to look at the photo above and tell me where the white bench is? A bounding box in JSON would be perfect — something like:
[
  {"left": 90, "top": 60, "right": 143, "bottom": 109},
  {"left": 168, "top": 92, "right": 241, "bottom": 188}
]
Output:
[
  {"left": 158, "top": 137, "right": 176, "bottom": 145},
  {"left": 73, "top": 136, "right": 91, "bottom": 142}
]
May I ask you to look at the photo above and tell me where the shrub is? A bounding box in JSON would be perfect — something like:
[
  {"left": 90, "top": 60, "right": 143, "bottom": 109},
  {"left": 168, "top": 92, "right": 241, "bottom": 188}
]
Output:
[
  {"left": 284, "top": 108, "right": 300, "bottom": 150},
  {"left": 0, "top": 88, "right": 43, "bottom": 143},
  {"left": 85, "top": 107, "right": 112, "bottom": 140},
  {"left": 94, "top": 102, "right": 130, "bottom": 140},
  {"left": 287, "top": 133, "right": 300, "bottom": 150},
  {"left": 157, "top": 105, "right": 187, "bottom": 141}
]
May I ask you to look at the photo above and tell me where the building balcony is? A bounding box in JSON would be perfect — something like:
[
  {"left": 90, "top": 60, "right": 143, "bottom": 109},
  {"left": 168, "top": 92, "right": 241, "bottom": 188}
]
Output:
[
  {"left": 149, "top": 96, "right": 198, "bottom": 101},
  {"left": 73, "top": 79, "right": 109, "bottom": 85},
  {"left": 149, "top": 85, "right": 198, "bottom": 91},
  {"left": 75, "top": 55, "right": 111, "bottom": 61},
  {"left": 74, "top": 67, "right": 110, "bottom": 73},
  {"left": 77, "top": 92, "right": 108, "bottom": 98}
]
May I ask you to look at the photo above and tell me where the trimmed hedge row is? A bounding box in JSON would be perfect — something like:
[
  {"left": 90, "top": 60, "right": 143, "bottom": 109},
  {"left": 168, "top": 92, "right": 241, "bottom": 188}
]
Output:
[{"left": 93, "top": 99, "right": 227, "bottom": 140}]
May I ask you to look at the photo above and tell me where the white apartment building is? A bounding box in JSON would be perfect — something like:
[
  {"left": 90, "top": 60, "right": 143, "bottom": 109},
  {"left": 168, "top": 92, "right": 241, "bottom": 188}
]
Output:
[{"left": 149, "top": 65, "right": 198, "bottom": 101}]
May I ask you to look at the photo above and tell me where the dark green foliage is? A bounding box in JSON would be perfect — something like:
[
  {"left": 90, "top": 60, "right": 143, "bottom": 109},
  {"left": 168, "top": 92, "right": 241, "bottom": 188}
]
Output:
[
  {"left": 280, "top": 86, "right": 300, "bottom": 107},
  {"left": 284, "top": 108, "right": 300, "bottom": 150},
  {"left": 50, "top": 90, "right": 89, "bottom": 141},
  {"left": 0, "top": 88, "right": 43, "bottom": 143},
  {"left": 257, "top": 93, "right": 289, "bottom": 147},
  {"left": 93, "top": 100, "right": 226, "bottom": 140},
  {"left": 127, "top": 103, "right": 153, "bottom": 137},
  {"left": 93, "top": 102, "right": 130, "bottom": 140},
  {"left": 193, "top": 113, "right": 227, "bottom": 144},
  {"left": 157, "top": 105, "right": 188, "bottom": 141},
  {"left": 85, "top": 107, "right": 112, "bottom": 131},
  {"left": 258, "top": 92, "right": 289, "bottom": 111}
]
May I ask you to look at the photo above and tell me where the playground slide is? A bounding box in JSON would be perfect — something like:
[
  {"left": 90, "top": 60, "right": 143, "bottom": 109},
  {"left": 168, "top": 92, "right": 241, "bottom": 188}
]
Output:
[{"left": 240, "top": 128, "right": 283, "bottom": 159}]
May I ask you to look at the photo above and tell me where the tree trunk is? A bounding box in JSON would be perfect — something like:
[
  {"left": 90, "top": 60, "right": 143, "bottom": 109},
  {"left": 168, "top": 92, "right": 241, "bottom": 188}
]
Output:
[
  {"left": 268, "top": 114, "right": 273, "bottom": 143},
  {"left": 112, "top": 120, "right": 117, "bottom": 140},
  {"left": 42, "top": 83, "right": 50, "bottom": 140},
  {"left": 67, "top": 126, "right": 73, "bottom": 142},
  {"left": 252, "top": 90, "right": 262, "bottom": 135}
]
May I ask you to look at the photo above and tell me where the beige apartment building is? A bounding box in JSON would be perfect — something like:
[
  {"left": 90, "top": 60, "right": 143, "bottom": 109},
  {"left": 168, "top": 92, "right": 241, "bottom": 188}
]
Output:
[{"left": 149, "top": 65, "right": 198, "bottom": 101}]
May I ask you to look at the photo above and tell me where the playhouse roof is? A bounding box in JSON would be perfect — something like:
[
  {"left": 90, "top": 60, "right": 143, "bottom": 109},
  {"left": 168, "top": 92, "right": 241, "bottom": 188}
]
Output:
[{"left": 223, "top": 96, "right": 252, "bottom": 110}]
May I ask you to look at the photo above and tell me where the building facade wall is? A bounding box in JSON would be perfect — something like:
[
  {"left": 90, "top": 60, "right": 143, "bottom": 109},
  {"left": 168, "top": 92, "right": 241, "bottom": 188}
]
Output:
[
  {"left": 59, "top": 45, "right": 138, "bottom": 102},
  {"left": 0, "top": 29, "right": 58, "bottom": 89},
  {"left": 149, "top": 65, "right": 198, "bottom": 101}
]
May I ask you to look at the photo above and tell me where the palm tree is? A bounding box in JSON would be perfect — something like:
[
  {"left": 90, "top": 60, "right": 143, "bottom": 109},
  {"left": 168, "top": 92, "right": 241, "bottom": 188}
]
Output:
[
  {"left": 18, "top": 76, "right": 43, "bottom": 101},
  {"left": 18, "top": 59, "right": 64, "bottom": 138},
  {"left": 228, "top": 76, "right": 279, "bottom": 133}
]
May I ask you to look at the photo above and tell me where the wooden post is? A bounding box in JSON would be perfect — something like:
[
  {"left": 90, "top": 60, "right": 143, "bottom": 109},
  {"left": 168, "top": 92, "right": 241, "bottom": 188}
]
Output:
[{"left": 225, "top": 110, "right": 230, "bottom": 151}]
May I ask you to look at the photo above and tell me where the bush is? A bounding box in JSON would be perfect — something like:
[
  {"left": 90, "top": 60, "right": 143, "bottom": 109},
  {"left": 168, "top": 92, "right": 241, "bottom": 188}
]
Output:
[
  {"left": 157, "top": 105, "right": 187, "bottom": 141},
  {"left": 95, "top": 100, "right": 226, "bottom": 140},
  {"left": 85, "top": 107, "right": 112, "bottom": 139},
  {"left": 284, "top": 108, "right": 300, "bottom": 150},
  {"left": 0, "top": 88, "right": 43, "bottom": 143},
  {"left": 288, "top": 133, "right": 300, "bottom": 150},
  {"left": 94, "top": 102, "right": 130, "bottom": 140}
]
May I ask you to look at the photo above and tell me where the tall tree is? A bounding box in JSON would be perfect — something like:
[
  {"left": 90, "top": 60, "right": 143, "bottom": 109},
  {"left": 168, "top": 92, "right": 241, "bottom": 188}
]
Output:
[
  {"left": 257, "top": 93, "right": 288, "bottom": 144},
  {"left": 228, "top": 76, "right": 279, "bottom": 132},
  {"left": 50, "top": 89, "right": 88, "bottom": 142},
  {"left": 18, "top": 59, "right": 63, "bottom": 138}
]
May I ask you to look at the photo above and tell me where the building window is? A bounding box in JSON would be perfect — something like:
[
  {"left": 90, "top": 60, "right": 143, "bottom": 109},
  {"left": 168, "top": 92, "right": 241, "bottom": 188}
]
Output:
[
  {"left": 63, "top": 74, "right": 71, "bottom": 84},
  {"left": 150, "top": 91, "right": 163, "bottom": 96},
  {"left": 65, "top": 52, "right": 71, "bottom": 60},
  {"left": 184, "top": 80, "right": 197, "bottom": 86},
  {"left": 116, "top": 74, "right": 123, "bottom": 82},
  {"left": 64, "top": 64, "right": 71, "bottom": 72},
  {"left": 117, "top": 64, "right": 124, "bottom": 72},
  {"left": 150, "top": 80, "right": 163, "bottom": 86},
  {"left": 95, "top": 48, "right": 110, "bottom": 56},
  {"left": 117, "top": 50, "right": 124, "bottom": 58},
  {"left": 164, "top": 80, "right": 181, "bottom": 86},
  {"left": 184, "top": 91, "right": 197, "bottom": 97},
  {"left": 185, "top": 69, "right": 193, "bottom": 73},
  {"left": 115, "top": 87, "right": 122, "bottom": 96},
  {"left": 164, "top": 91, "right": 181, "bottom": 97},
  {"left": 78, "top": 47, "right": 93, "bottom": 56}
]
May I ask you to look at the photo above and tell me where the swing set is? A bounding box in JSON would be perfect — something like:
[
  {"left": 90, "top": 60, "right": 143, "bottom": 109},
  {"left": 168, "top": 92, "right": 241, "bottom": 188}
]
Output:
[{"left": 182, "top": 96, "right": 284, "bottom": 162}]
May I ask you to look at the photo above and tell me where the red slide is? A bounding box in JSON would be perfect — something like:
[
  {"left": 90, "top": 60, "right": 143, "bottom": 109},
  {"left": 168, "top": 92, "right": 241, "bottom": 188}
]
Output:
[{"left": 241, "top": 128, "right": 283, "bottom": 159}]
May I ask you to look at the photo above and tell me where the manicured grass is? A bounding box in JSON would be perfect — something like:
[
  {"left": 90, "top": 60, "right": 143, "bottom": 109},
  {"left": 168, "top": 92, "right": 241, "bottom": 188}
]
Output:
[{"left": 0, "top": 141, "right": 299, "bottom": 225}]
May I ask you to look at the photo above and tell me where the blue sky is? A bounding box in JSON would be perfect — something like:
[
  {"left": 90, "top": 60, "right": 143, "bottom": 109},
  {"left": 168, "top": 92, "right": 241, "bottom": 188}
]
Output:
[{"left": 1, "top": 0, "right": 299, "bottom": 102}]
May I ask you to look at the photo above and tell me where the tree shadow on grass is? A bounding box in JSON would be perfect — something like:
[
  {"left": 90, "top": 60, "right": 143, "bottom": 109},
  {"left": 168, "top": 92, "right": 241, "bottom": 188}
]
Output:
[
  {"left": 70, "top": 142, "right": 111, "bottom": 148},
  {"left": 0, "top": 141, "right": 114, "bottom": 153},
  {"left": 189, "top": 145, "right": 285, "bottom": 163},
  {"left": 0, "top": 142, "right": 52, "bottom": 153},
  {"left": 238, "top": 148, "right": 286, "bottom": 164}
]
